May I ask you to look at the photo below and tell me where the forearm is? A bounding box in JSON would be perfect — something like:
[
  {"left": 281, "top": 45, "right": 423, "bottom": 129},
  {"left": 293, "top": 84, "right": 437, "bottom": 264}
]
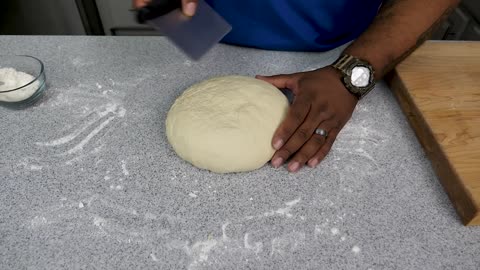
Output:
[{"left": 343, "top": 0, "right": 460, "bottom": 80}]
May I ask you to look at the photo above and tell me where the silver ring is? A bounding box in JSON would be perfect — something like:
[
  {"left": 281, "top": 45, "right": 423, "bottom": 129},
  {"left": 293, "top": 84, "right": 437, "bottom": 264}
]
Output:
[{"left": 315, "top": 128, "right": 328, "bottom": 138}]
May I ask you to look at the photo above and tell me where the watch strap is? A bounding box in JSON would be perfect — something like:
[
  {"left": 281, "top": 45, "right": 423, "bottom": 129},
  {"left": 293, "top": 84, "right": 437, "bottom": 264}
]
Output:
[{"left": 332, "top": 54, "right": 356, "bottom": 74}]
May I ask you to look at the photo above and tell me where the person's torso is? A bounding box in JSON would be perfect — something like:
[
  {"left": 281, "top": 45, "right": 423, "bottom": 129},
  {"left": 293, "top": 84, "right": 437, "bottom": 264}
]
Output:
[{"left": 206, "top": 0, "right": 383, "bottom": 51}]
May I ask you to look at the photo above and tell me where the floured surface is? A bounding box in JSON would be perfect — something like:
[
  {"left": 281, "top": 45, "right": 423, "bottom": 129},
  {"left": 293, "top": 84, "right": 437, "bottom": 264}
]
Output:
[{"left": 1, "top": 36, "right": 480, "bottom": 270}]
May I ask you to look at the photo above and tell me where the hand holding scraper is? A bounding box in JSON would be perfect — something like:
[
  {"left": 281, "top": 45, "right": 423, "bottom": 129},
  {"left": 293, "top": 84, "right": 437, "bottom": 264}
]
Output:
[{"left": 136, "top": 0, "right": 231, "bottom": 60}]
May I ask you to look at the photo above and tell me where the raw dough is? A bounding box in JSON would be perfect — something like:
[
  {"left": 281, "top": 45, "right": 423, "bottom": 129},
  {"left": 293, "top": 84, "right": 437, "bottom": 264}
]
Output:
[{"left": 166, "top": 76, "right": 289, "bottom": 173}]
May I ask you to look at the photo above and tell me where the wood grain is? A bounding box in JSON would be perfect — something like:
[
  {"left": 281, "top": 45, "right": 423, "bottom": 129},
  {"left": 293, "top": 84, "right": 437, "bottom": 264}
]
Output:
[{"left": 387, "top": 41, "right": 480, "bottom": 226}]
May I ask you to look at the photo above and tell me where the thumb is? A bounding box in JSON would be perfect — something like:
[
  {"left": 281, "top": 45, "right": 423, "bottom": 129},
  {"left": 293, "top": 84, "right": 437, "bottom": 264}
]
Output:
[
  {"left": 255, "top": 74, "right": 298, "bottom": 93},
  {"left": 182, "top": 0, "right": 198, "bottom": 16}
]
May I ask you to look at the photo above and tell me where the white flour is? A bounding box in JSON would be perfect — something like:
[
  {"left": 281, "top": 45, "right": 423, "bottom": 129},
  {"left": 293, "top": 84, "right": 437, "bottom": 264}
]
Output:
[
  {"left": 352, "top": 245, "right": 361, "bottom": 254},
  {"left": 0, "top": 67, "right": 40, "bottom": 102}
]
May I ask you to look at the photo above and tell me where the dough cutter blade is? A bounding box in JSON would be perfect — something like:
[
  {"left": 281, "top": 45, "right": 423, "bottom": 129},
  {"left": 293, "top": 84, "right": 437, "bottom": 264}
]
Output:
[{"left": 137, "top": 0, "right": 231, "bottom": 60}]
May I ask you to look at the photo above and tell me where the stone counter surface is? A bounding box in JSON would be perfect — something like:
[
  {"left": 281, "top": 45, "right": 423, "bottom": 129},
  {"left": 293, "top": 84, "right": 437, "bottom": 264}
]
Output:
[{"left": 1, "top": 36, "right": 479, "bottom": 269}]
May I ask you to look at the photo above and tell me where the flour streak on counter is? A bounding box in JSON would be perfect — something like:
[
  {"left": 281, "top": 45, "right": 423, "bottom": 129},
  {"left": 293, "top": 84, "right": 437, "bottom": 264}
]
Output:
[
  {"left": 67, "top": 116, "right": 114, "bottom": 154},
  {"left": 121, "top": 160, "right": 129, "bottom": 176},
  {"left": 35, "top": 115, "right": 105, "bottom": 147},
  {"left": 28, "top": 197, "right": 310, "bottom": 268},
  {"left": 72, "top": 57, "right": 94, "bottom": 67},
  {"left": 262, "top": 198, "right": 301, "bottom": 218},
  {"left": 29, "top": 165, "right": 43, "bottom": 171},
  {"left": 30, "top": 216, "right": 49, "bottom": 228},
  {"left": 244, "top": 233, "right": 263, "bottom": 254},
  {"left": 23, "top": 192, "right": 363, "bottom": 269},
  {"left": 35, "top": 103, "right": 126, "bottom": 159}
]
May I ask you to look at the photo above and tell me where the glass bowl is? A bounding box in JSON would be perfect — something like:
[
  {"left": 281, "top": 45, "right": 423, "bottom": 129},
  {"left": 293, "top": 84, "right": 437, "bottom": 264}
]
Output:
[{"left": 0, "top": 55, "right": 47, "bottom": 109}]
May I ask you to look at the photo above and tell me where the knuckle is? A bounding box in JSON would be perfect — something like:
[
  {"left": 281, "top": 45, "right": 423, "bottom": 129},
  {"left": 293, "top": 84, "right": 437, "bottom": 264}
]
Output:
[
  {"left": 275, "top": 129, "right": 288, "bottom": 140},
  {"left": 280, "top": 148, "right": 294, "bottom": 157},
  {"left": 328, "top": 130, "right": 339, "bottom": 141},
  {"left": 317, "top": 110, "right": 331, "bottom": 121},
  {"left": 333, "top": 120, "right": 342, "bottom": 128},
  {"left": 324, "top": 140, "right": 335, "bottom": 150},
  {"left": 327, "top": 140, "right": 335, "bottom": 149},
  {"left": 295, "top": 128, "right": 310, "bottom": 141},
  {"left": 319, "top": 146, "right": 331, "bottom": 156},
  {"left": 312, "top": 135, "right": 326, "bottom": 145},
  {"left": 290, "top": 112, "right": 304, "bottom": 124},
  {"left": 295, "top": 152, "right": 309, "bottom": 163},
  {"left": 317, "top": 151, "right": 328, "bottom": 160},
  {"left": 297, "top": 77, "right": 310, "bottom": 88},
  {"left": 324, "top": 111, "right": 335, "bottom": 121}
]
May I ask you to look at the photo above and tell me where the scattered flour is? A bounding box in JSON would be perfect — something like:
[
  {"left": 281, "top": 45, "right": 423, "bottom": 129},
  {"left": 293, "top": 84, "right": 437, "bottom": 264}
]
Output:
[
  {"left": 30, "top": 165, "right": 43, "bottom": 171},
  {"left": 188, "top": 239, "right": 218, "bottom": 264},
  {"left": 144, "top": 213, "right": 157, "bottom": 220},
  {"left": 331, "top": 228, "right": 339, "bottom": 235},
  {"left": 93, "top": 216, "right": 106, "bottom": 227},
  {"left": 243, "top": 233, "right": 263, "bottom": 254},
  {"left": 110, "top": 185, "right": 123, "bottom": 190},
  {"left": 66, "top": 116, "right": 114, "bottom": 154},
  {"left": 30, "top": 216, "right": 48, "bottom": 228},
  {"left": 121, "top": 160, "right": 129, "bottom": 176},
  {"left": 150, "top": 253, "right": 159, "bottom": 262},
  {"left": 352, "top": 245, "right": 361, "bottom": 254},
  {"left": 264, "top": 198, "right": 301, "bottom": 218},
  {"left": 0, "top": 67, "right": 40, "bottom": 102}
]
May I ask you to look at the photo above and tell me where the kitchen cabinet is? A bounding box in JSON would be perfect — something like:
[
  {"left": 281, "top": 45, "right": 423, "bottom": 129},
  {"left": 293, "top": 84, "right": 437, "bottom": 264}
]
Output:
[
  {"left": 463, "top": 21, "right": 480, "bottom": 41},
  {"left": 0, "top": 0, "right": 85, "bottom": 35},
  {"left": 431, "top": 0, "right": 480, "bottom": 41},
  {"left": 444, "top": 7, "right": 471, "bottom": 40},
  {"left": 94, "top": 0, "right": 158, "bottom": 35},
  {"left": 462, "top": 0, "right": 480, "bottom": 23}
]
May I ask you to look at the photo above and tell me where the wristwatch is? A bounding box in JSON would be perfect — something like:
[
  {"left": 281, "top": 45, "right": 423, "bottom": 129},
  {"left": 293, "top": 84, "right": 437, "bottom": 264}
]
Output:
[{"left": 331, "top": 54, "right": 375, "bottom": 99}]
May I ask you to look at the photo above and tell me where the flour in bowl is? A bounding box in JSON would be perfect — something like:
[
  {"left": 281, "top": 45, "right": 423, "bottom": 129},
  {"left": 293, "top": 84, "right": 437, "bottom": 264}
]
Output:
[{"left": 0, "top": 67, "right": 40, "bottom": 102}]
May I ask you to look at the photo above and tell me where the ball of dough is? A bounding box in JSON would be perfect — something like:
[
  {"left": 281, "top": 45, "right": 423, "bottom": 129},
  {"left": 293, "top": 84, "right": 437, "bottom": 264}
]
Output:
[{"left": 166, "top": 76, "right": 289, "bottom": 173}]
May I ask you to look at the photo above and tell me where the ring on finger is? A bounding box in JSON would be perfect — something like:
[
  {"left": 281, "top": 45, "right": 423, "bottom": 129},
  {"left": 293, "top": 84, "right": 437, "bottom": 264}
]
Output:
[{"left": 314, "top": 128, "right": 328, "bottom": 138}]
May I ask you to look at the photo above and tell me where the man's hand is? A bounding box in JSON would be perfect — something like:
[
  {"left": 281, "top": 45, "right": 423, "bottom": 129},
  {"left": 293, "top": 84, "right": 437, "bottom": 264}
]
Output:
[
  {"left": 133, "top": 0, "right": 198, "bottom": 16},
  {"left": 257, "top": 67, "right": 358, "bottom": 172}
]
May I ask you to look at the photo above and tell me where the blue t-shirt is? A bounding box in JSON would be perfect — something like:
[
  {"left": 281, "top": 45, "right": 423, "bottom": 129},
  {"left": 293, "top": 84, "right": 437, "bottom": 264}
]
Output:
[{"left": 206, "top": 0, "right": 383, "bottom": 51}]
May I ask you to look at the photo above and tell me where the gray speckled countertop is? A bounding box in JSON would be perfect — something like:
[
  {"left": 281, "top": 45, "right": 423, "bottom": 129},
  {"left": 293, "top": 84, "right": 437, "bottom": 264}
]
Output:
[{"left": 1, "top": 36, "right": 479, "bottom": 269}]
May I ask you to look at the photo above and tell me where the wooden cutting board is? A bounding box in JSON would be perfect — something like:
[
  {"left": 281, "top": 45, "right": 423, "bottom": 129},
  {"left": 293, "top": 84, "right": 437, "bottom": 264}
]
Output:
[{"left": 387, "top": 41, "right": 480, "bottom": 226}]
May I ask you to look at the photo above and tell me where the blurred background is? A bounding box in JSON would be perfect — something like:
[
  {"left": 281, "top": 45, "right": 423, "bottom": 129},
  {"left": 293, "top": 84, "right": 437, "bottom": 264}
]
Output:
[{"left": 0, "top": 0, "right": 479, "bottom": 39}]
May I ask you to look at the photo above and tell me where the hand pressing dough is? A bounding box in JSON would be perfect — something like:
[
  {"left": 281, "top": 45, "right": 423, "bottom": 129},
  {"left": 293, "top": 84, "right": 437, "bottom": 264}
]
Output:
[{"left": 166, "top": 76, "right": 289, "bottom": 173}]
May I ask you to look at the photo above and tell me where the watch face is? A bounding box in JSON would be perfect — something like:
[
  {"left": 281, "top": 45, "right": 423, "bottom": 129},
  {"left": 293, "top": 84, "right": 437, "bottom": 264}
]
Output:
[{"left": 350, "top": 66, "right": 371, "bottom": 88}]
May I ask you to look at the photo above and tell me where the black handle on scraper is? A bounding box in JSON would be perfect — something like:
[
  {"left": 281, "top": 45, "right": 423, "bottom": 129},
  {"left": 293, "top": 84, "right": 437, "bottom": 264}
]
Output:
[{"left": 136, "top": 0, "right": 182, "bottom": 24}]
